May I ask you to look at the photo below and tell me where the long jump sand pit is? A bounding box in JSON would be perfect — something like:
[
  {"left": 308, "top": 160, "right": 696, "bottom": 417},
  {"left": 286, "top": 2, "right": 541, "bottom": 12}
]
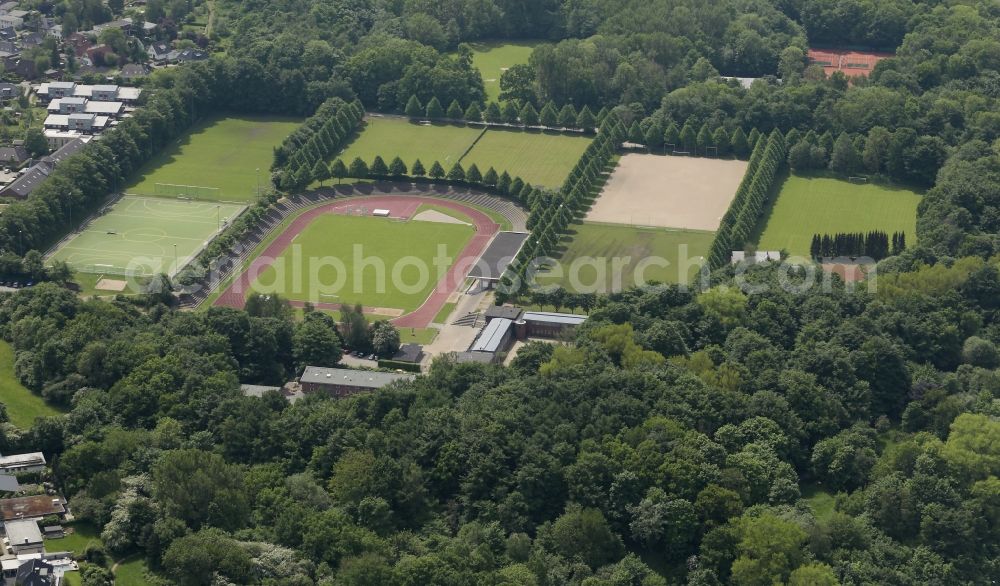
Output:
[{"left": 587, "top": 154, "right": 748, "bottom": 231}]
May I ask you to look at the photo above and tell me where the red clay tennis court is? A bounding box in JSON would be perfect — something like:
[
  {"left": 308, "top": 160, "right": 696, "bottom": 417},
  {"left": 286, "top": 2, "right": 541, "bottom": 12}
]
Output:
[{"left": 808, "top": 49, "right": 892, "bottom": 78}]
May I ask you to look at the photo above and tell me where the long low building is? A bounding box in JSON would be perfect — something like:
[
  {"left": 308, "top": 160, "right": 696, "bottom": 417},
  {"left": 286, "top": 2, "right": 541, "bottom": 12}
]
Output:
[
  {"left": 0, "top": 496, "right": 65, "bottom": 522},
  {"left": 0, "top": 452, "right": 45, "bottom": 475},
  {"left": 37, "top": 82, "right": 141, "bottom": 103},
  {"left": 299, "top": 366, "right": 415, "bottom": 398}
]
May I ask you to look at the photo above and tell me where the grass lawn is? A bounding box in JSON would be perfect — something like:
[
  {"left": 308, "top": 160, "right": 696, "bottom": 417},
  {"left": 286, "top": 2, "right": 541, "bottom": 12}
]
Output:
[
  {"left": 801, "top": 484, "right": 837, "bottom": 522},
  {"left": 251, "top": 214, "right": 474, "bottom": 311},
  {"left": 126, "top": 114, "right": 301, "bottom": 201},
  {"left": 757, "top": 174, "right": 921, "bottom": 257},
  {"left": 72, "top": 272, "right": 152, "bottom": 298},
  {"left": 468, "top": 41, "right": 540, "bottom": 102},
  {"left": 400, "top": 326, "right": 439, "bottom": 345},
  {"left": 45, "top": 521, "right": 102, "bottom": 556},
  {"left": 538, "top": 222, "right": 716, "bottom": 292},
  {"left": 463, "top": 128, "right": 592, "bottom": 188},
  {"left": 114, "top": 555, "right": 155, "bottom": 585},
  {"left": 336, "top": 117, "right": 483, "bottom": 169},
  {"left": 49, "top": 197, "right": 245, "bottom": 278},
  {"left": 0, "top": 341, "right": 62, "bottom": 428},
  {"left": 434, "top": 301, "right": 458, "bottom": 324},
  {"left": 62, "top": 570, "right": 82, "bottom": 586}
]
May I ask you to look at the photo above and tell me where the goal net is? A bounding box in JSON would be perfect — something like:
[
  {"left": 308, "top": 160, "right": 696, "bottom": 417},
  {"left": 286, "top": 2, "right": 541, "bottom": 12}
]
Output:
[
  {"left": 154, "top": 183, "right": 221, "bottom": 200},
  {"left": 848, "top": 176, "right": 868, "bottom": 184},
  {"left": 705, "top": 146, "right": 718, "bottom": 158}
]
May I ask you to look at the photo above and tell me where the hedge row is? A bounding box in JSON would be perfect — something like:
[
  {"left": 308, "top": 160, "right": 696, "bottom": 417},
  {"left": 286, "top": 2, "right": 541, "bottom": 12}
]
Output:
[
  {"left": 273, "top": 98, "right": 364, "bottom": 192},
  {"left": 498, "top": 114, "right": 627, "bottom": 301},
  {"left": 404, "top": 94, "right": 604, "bottom": 133},
  {"left": 708, "top": 129, "right": 787, "bottom": 268}
]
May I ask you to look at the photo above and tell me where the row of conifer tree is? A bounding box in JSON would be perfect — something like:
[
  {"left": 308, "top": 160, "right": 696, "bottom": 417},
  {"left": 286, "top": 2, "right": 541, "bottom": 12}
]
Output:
[
  {"left": 810, "top": 231, "right": 906, "bottom": 260},
  {"left": 708, "top": 130, "right": 788, "bottom": 268}
]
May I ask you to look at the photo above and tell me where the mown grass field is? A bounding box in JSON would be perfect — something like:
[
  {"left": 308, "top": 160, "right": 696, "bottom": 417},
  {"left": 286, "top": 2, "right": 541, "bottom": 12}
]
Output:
[
  {"left": 0, "top": 340, "right": 62, "bottom": 428},
  {"left": 335, "top": 118, "right": 590, "bottom": 189},
  {"left": 468, "top": 41, "right": 540, "bottom": 102},
  {"left": 757, "top": 175, "right": 921, "bottom": 257},
  {"left": 127, "top": 115, "right": 301, "bottom": 201},
  {"left": 538, "top": 222, "right": 716, "bottom": 291},
  {"left": 462, "top": 128, "right": 592, "bottom": 188},
  {"left": 337, "top": 118, "right": 483, "bottom": 169},
  {"left": 251, "top": 214, "right": 474, "bottom": 311}
]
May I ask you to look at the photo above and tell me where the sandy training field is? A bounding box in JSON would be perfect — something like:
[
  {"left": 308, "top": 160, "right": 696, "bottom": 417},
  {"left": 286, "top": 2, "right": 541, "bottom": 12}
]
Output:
[{"left": 586, "top": 154, "right": 748, "bottom": 231}]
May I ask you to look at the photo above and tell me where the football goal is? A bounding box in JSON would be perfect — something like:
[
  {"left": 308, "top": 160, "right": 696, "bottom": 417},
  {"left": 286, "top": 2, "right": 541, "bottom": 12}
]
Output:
[
  {"left": 848, "top": 176, "right": 868, "bottom": 184},
  {"left": 705, "top": 146, "right": 719, "bottom": 158},
  {"left": 153, "top": 183, "right": 221, "bottom": 200}
]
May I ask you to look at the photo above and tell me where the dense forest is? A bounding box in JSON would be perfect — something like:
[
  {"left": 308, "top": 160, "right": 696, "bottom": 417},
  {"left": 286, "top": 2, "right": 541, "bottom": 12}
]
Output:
[{"left": 1, "top": 0, "right": 1000, "bottom": 584}]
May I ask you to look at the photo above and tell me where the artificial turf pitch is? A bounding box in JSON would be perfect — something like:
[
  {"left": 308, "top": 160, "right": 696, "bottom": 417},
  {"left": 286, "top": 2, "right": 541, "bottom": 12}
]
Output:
[
  {"left": 756, "top": 175, "right": 921, "bottom": 257},
  {"left": 537, "top": 222, "right": 716, "bottom": 292},
  {"left": 49, "top": 196, "right": 245, "bottom": 276},
  {"left": 335, "top": 117, "right": 591, "bottom": 189},
  {"left": 126, "top": 115, "right": 301, "bottom": 201},
  {"left": 249, "top": 214, "right": 474, "bottom": 311}
]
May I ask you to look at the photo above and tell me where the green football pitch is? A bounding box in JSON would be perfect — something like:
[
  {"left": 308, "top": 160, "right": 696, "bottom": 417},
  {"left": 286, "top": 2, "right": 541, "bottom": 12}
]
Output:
[
  {"left": 126, "top": 115, "right": 301, "bottom": 201},
  {"left": 336, "top": 117, "right": 591, "bottom": 189},
  {"left": 537, "top": 222, "right": 716, "bottom": 292},
  {"left": 337, "top": 117, "right": 482, "bottom": 169},
  {"left": 756, "top": 175, "right": 921, "bottom": 257},
  {"left": 468, "top": 41, "right": 540, "bottom": 102},
  {"left": 461, "top": 128, "right": 592, "bottom": 188},
  {"left": 49, "top": 196, "right": 246, "bottom": 276},
  {"left": 250, "top": 214, "right": 474, "bottom": 310}
]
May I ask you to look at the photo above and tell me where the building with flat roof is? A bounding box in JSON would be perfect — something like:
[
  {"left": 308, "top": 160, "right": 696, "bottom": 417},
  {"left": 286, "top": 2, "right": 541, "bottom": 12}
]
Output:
[
  {"left": 0, "top": 453, "right": 45, "bottom": 475},
  {"left": 522, "top": 311, "right": 587, "bottom": 338},
  {"left": 4, "top": 519, "right": 42, "bottom": 554},
  {"left": 469, "top": 317, "right": 514, "bottom": 361},
  {"left": 299, "top": 367, "right": 415, "bottom": 398},
  {"left": 0, "top": 496, "right": 64, "bottom": 522},
  {"left": 390, "top": 343, "right": 423, "bottom": 364}
]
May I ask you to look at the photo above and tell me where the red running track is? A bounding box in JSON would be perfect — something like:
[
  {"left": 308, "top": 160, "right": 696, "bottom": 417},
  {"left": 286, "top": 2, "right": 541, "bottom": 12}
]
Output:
[{"left": 213, "top": 195, "right": 500, "bottom": 328}]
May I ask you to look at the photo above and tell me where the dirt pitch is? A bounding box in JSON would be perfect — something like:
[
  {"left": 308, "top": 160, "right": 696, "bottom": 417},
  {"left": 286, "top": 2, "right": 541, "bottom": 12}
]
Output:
[{"left": 586, "top": 154, "right": 748, "bottom": 231}]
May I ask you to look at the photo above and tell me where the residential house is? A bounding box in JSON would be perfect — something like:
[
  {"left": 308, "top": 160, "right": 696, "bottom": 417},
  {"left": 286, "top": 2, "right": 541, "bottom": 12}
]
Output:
[
  {"left": 0, "top": 82, "right": 18, "bottom": 99},
  {"left": 0, "top": 145, "right": 28, "bottom": 167},
  {"left": 89, "top": 84, "right": 118, "bottom": 101},
  {"left": 42, "top": 130, "right": 83, "bottom": 149},
  {"left": 1, "top": 136, "right": 90, "bottom": 198},
  {"left": 20, "top": 32, "right": 43, "bottom": 48},
  {"left": 44, "top": 81, "right": 75, "bottom": 99},
  {"left": 141, "top": 21, "right": 157, "bottom": 37},
  {"left": 4, "top": 519, "right": 43, "bottom": 555},
  {"left": 0, "top": 27, "right": 14, "bottom": 41},
  {"left": 0, "top": 3, "right": 16, "bottom": 13},
  {"left": 0, "top": 452, "right": 45, "bottom": 474},
  {"left": 299, "top": 366, "right": 416, "bottom": 398},
  {"left": 43, "top": 112, "right": 109, "bottom": 133},
  {"left": 147, "top": 41, "right": 172, "bottom": 62},
  {"left": 176, "top": 49, "right": 208, "bottom": 62},
  {"left": 65, "top": 32, "right": 90, "bottom": 57},
  {"left": 0, "top": 11, "right": 23, "bottom": 30},
  {"left": 119, "top": 62, "right": 149, "bottom": 82},
  {"left": 0, "top": 40, "right": 17, "bottom": 58},
  {"left": 0, "top": 495, "right": 66, "bottom": 522},
  {"left": 48, "top": 96, "right": 86, "bottom": 114},
  {"left": 91, "top": 18, "right": 131, "bottom": 35},
  {"left": 14, "top": 558, "right": 55, "bottom": 586}
]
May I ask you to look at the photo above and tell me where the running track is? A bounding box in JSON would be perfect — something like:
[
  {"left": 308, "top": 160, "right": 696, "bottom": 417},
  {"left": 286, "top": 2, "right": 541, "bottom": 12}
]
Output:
[{"left": 213, "top": 195, "right": 500, "bottom": 328}]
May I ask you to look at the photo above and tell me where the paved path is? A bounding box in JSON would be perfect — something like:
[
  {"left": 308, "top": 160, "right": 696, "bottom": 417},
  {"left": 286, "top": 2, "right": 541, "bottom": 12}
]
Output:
[{"left": 213, "top": 195, "right": 500, "bottom": 328}]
